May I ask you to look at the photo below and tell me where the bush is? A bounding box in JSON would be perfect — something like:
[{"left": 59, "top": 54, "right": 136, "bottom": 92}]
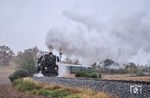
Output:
[
  {"left": 75, "top": 71, "right": 87, "bottom": 77},
  {"left": 14, "top": 79, "right": 41, "bottom": 92},
  {"left": 75, "top": 71, "right": 101, "bottom": 78},
  {"left": 135, "top": 70, "right": 145, "bottom": 76},
  {"left": 89, "top": 73, "right": 97, "bottom": 78},
  {"left": 16, "top": 47, "right": 39, "bottom": 75},
  {"left": 9, "top": 69, "right": 29, "bottom": 81},
  {"left": 15, "top": 81, "right": 35, "bottom": 92}
]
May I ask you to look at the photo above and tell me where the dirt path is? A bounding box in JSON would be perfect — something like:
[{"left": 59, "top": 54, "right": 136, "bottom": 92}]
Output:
[
  {"left": 0, "top": 66, "right": 46, "bottom": 98},
  {"left": 103, "top": 74, "right": 150, "bottom": 81},
  {"left": 0, "top": 65, "right": 16, "bottom": 85},
  {"left": 0, "top": 72, "right": 11, "bottom": 85}
]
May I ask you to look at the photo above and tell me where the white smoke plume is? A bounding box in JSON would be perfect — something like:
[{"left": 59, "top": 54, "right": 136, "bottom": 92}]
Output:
[{"left": 45, "top": 10, "right": 150, "bottom": 66}]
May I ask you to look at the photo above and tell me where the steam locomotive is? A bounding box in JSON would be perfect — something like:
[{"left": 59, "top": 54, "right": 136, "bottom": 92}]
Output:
[{"left": 37, "top": 52, "right": 59, "bottom": 77}]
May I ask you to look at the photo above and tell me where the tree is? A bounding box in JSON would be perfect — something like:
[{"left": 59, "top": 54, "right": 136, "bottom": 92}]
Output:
[
  {"left": 124, "top": 62, "right": 138, "bottom": 73},
  {"left": 0, "top": 45, "right": 14, "bottom": 65},
  {"left": 16, "top": 47, "right": 39, "bottom": 75},
  {"left": 103, "top": 59, "right": 114, "bottom": 67},
  {"left": 101, "top": 59, "right": 115, "bottom": 73}
]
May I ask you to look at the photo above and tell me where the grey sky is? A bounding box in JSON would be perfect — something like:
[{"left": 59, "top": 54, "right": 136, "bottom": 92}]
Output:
[{"left": 0, "top": 0, "right": 149, "bottom": 53}]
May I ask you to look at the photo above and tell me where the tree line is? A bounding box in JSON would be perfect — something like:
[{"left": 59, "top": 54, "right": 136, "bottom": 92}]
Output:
[{"left": 0, "top": 45, "right": 40, "bottom": 66}]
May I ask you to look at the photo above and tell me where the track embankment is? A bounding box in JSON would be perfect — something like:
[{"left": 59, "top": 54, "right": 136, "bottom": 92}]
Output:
[{"left": 33, "top": 76, "right": 150, "bottom": 98}]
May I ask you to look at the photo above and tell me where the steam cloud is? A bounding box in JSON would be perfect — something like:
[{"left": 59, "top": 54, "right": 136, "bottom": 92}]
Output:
[{"left": 45, "top": 10, "right": 150, "bottom": 66}]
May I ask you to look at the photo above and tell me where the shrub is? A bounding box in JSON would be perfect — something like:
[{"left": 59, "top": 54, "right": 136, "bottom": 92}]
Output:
[
  {"left": 75, "top": 71, "right": 87, "bottom": 77},
  {"left": 15, "top": 81, "right": 35, "bottom": 92},
  {"left": 135, "top": 70, "right": 145, "bottom": 76},
  {"left": 75, "top": 71, "right": 101, "bottom": 78},
  {"left": 16, "top": 47, "right": 39, "bottom": 75},
  {"left": 14, "top": 79, "right": 42, "bottom": 92},
  {"left": 11, "top": 78, "right": 23, "bottom": 87},
  {"left": 9, "top": 69, "right": 29, "bottom": 81},
  {"left": 89, "top": 73, "right": 98, "bottom": 78}
]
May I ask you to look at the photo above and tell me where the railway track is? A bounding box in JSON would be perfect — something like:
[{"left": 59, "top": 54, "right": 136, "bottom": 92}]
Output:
[{"left": 54, "top": 77, "right": 150, "bottom": 85}]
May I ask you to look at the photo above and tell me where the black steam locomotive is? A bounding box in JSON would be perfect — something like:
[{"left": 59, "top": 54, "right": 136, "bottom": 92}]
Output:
[{"left": 37, "top": 52, "right": 59, "bottom": 77}]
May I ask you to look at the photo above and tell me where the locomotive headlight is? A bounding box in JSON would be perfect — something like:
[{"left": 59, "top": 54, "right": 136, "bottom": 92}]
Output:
[{"left": 45, "top": 67, "right": 47, "bottom": 70}]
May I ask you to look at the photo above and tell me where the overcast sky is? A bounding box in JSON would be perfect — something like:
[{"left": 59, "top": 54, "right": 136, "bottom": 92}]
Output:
[{"left": 0, "top": 0, "right": 149, "bottom": 53}]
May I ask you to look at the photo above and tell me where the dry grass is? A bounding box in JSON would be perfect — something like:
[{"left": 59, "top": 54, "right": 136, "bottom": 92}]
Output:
[
  {"left": 19, "top": 77, "right": 117, "bottom": 98},
  {"left": 103, "top": 74, "right": 150, "bottom": 82}
]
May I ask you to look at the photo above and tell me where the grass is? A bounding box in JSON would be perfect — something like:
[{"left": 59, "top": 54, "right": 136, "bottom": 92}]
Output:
[
  {"left": 12, "top": 77, "right": 116, "bottom": 98},
  {"left": 32, "top": 89, "right": 72, "bottom": 98}
]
